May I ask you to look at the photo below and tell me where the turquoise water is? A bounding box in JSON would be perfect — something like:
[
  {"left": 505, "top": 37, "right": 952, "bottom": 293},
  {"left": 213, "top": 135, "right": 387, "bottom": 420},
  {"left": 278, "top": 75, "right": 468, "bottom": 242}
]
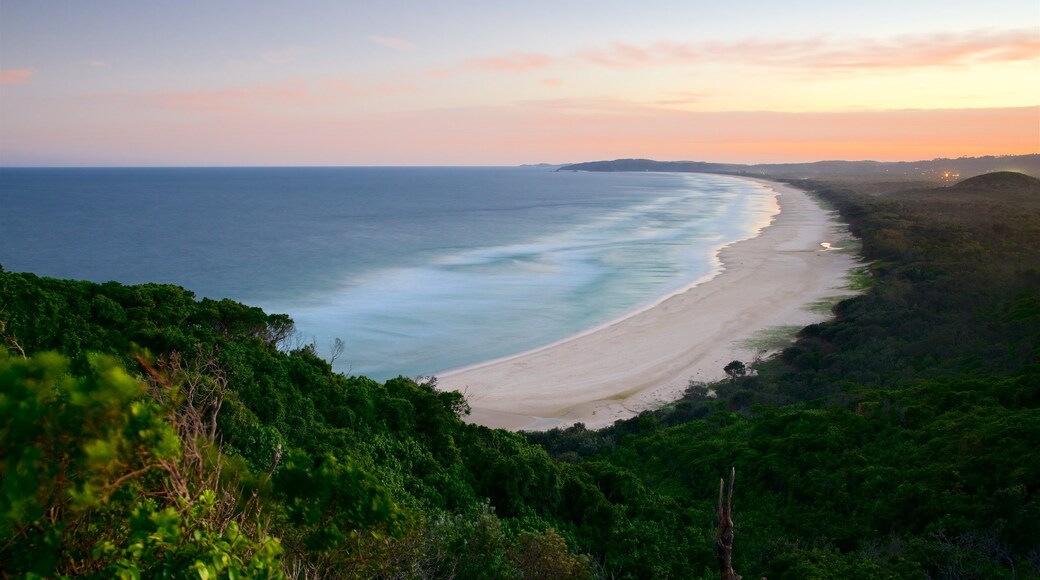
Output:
[{"left": 0, "top": 167, "right": 776, "bottom": 380}]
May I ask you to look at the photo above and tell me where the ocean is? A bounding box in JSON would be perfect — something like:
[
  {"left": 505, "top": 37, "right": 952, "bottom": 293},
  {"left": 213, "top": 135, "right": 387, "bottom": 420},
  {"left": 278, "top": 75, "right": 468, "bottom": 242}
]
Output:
[{"left": 0, "top": 167, "right": 777, "bottom": 380}]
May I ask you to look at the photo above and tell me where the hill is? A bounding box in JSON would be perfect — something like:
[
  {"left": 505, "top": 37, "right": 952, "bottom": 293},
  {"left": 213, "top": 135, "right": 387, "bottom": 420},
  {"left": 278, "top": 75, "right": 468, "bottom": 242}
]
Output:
[
  {"left": 557, "top": 159, "right": 742, "bottom": 173},
  {"left": 559, "top": 154, "right": 1040, "bottom": 182},
  {"left": 950, "top": 170, "right": 1040, "bottom": 192}
]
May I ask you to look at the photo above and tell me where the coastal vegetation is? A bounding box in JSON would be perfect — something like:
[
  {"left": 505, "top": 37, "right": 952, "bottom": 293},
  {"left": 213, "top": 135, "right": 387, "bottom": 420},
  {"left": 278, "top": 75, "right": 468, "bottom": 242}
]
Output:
[
  {"left": 2, "top": 169, "right": 1039, "bottom": 577},
  {"left": 531, "top": 171, "right": 1040, "bottom": 577},
  {"left": 559, "top": 154, "right": 1040, "bottom": 183}
]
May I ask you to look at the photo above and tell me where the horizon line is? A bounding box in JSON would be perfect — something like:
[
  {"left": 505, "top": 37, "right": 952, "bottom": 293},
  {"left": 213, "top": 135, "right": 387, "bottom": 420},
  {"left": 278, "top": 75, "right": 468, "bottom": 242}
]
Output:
[{"left": 2, "top": 153, "right": 1038, "bottom": 170}]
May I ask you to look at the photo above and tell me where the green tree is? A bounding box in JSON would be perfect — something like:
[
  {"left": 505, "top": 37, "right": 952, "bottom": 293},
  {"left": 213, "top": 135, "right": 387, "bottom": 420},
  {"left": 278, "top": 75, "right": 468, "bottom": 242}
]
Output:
[
  {"left": 723, "top": 360, "right": 747, "bottom": 380},
  {"left": 0, "top": 348, "right": 284, "bottom": 577}
]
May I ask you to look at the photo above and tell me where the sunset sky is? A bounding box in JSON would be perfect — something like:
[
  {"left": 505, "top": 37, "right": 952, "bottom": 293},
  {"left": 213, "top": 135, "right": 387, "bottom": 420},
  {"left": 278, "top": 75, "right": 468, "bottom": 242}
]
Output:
[{"left": 1, "top": 0, "right": 1038, "bottom": 166}]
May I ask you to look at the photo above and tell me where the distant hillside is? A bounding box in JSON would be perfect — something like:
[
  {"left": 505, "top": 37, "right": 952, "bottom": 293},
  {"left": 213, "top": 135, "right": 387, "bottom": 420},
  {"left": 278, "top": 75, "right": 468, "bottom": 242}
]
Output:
[
  {"left": 951, "top": 170, "right": 1040, "bottom": 192},
  {"left": 884, "top": 171, "right": 1040, "bottom": 206},
  {"left": 556, "top": 158, "right": 743, "bottom": 173},
  {"left": 559, "top": 154, "right": 1040, "bottom": 181}
]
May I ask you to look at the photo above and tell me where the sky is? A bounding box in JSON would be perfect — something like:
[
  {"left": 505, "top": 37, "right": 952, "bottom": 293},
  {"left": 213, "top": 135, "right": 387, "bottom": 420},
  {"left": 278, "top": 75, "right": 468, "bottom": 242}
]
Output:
[{"left": 1, "top": 0, "right": 1038, "bottom": 166}]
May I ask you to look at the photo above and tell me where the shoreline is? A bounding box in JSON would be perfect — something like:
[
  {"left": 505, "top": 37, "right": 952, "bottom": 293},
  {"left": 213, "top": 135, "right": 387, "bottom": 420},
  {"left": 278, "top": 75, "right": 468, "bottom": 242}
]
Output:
[
  {"left": 432, "top": 184, "right": 779, "bottom": 382},
  {"left": 437, "top": 177, "right": 859, "bottom": 431}
]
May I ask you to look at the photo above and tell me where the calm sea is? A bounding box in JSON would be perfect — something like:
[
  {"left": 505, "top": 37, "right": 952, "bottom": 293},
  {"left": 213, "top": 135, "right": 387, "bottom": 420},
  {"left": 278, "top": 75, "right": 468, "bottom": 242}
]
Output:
[{"left": 0, "top": 167, "right": 776, "bottom": 380}]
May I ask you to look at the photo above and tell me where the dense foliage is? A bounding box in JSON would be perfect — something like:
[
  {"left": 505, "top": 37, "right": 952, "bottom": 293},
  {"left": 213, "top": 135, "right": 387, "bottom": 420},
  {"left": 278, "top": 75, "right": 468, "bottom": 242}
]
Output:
[
  {"left": 0, "top": 269, "right": 605, "bottom": 577},
  {"left": 2, "top": 171, "right": 1038, "bottom": 577}
]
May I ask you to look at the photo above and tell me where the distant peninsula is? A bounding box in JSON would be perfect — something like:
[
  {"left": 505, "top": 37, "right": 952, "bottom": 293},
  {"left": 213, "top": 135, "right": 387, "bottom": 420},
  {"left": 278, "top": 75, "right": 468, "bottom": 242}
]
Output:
[{"left": 558, "top": 154, "right": 1040, "bottom": 180}]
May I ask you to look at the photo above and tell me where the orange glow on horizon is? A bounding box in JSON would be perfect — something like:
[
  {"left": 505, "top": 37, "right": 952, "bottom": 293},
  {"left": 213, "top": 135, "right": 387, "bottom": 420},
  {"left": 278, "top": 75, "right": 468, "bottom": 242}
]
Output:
[{"left": 6, "top": 104, "right": 1032, "bottom": 167}]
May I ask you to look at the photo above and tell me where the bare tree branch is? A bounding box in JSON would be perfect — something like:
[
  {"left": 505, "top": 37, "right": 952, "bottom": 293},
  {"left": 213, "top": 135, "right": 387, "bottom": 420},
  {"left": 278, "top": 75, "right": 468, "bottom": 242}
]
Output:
[{"left": 716, "top": 467, "right": 740, "bottom": 580}]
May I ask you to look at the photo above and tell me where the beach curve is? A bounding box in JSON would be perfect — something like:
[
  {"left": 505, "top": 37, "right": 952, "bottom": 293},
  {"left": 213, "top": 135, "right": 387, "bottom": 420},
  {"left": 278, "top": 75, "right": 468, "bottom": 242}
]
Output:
[{"left": 436, "top": 177, "right": 859, "bottom": 431}]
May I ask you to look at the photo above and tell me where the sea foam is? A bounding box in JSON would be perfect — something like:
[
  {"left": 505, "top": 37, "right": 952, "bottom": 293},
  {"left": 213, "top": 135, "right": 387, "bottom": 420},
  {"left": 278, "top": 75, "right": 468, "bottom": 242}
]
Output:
[{"left": 285, "top": 173, "right": 776, "bottom": 379}]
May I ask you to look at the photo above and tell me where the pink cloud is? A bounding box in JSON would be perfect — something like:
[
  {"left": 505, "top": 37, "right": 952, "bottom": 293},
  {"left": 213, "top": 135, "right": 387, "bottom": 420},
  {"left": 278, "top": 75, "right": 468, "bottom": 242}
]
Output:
[
  {"left": 468, "top": 52, "right": 557, "bottom": 72},
  {"left": 579, "top": 41, "right": 705, "bottom": 67},
  {"left": 324, "top": 79, "right": 415, "bottom": 96},
  {"left": 425, "top": 69, "right": 453, "bottom": 79},
  {"left": 572, "top": 29, "right": 1038, "bottom": 71},
  {"left": 654, "top": 91, "right": 711, "bottom": 107},
  {"left": 0, "top": 68, "right": 34, "bottom": 85},
  {"left": 755, "top": 30, "right": 1040, "bottom": 71},
  {"left": 516, "top": 97, "right": 658, "bottom": 115},
  {"left": 454, "top": 28, "right": 1035, "bottom": 85},
  {"left": 368, "top": 35, "right": 415, "bottom": 51}
]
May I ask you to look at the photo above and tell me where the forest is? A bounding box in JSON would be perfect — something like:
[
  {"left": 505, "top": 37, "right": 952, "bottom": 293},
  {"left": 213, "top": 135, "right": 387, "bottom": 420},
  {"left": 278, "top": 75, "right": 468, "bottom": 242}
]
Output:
[
  {"left": 1, "top": 171, "right": 1038, "bottom": 578},
  {"left": 558, "top": 153, "right": 1040, "bottom": 181}
]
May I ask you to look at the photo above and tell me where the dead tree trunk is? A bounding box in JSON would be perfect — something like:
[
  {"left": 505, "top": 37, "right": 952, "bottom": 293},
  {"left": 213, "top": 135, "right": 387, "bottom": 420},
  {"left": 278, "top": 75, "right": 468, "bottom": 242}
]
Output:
[{"left": 716, "top": 467, "right": 740, "bottom": 580}]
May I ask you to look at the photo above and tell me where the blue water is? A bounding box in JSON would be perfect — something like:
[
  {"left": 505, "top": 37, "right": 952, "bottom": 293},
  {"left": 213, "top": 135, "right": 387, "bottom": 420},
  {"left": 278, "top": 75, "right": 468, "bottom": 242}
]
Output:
[{"left": 0, "top": 167, "right": 776, "bottom": 380}]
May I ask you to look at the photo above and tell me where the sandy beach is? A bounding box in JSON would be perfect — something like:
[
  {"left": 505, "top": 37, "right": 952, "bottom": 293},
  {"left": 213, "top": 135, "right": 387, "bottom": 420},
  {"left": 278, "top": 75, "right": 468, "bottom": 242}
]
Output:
[{"left": 437, "top": 178, "right": 859, "bottom": 431}]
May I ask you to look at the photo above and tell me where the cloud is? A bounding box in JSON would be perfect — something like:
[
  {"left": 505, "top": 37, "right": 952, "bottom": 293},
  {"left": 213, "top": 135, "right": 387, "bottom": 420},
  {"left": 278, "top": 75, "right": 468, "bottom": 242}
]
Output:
[
  {"left": 0, "top": 68, "right": 34, "bottom": 85},
  {"left": 468, "top": 52, "right": 557, "bottom": 72},
  {"left": 752, "top": 29, "right": 1040, "bottom": 71},
  {"left": 324, "top": 79, "right": 416, "bottom": 97},
  {"left": 654, "top": 91, "right": 711, "bottom": 107},
  {"left": 520, "top": 97, "right": 655, "bottom": 114},
  {"left": 368, "top": 35, "right": 415, "bottom": 51},
  {"left": 575, "top": 37, "right": 828, "bottom": 68},
  {"left": 460, "top": 28, "right": 1036, "bottom": 75},
  {"left": 578, "top": 41, "right": 700, "bottom": 67},
  {"left": 572, "top": 28, "right": 1039, "bottom": 71},
  {"left": 88, "top": 60, "right": 107, "bottom": 68}
]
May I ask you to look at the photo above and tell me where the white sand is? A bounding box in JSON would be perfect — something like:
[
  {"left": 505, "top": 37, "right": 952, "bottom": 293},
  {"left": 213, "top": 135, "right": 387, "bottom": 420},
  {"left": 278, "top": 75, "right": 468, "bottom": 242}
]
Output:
[{"left": 436, "top": 178, "right": 859, "bottom": 431}]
